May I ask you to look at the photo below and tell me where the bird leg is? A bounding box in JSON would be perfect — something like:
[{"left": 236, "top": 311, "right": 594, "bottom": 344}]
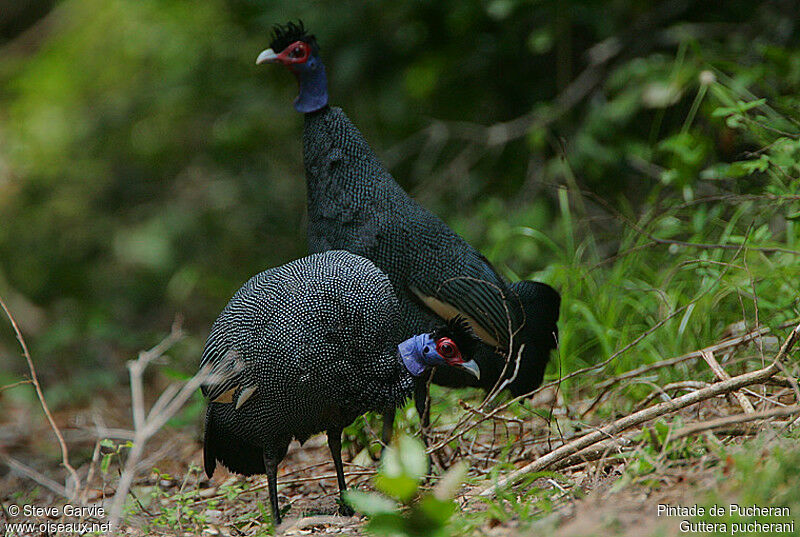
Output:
[
  {"left": 262, "top": 453, "right": 282, "bottom": 525},
  {"left": 413, "top": 371, "right": 433, "bottom": 442},
  {"left": 327, "top": 429, "right": 354, "bottom": 517},
  {"left": 415, "top": 371, "right": 451, "bottom": 473},
  {"left": 381, "top": 410, "right": 395, "bottom": 451}
]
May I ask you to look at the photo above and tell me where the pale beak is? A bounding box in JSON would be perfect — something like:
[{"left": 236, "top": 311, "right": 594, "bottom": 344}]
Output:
[
  {"left": 459, "top": 359, "right": 481, "bottom": 380},
  {"left": 256, "top": 48, "right": 279, "bottom": 65}
]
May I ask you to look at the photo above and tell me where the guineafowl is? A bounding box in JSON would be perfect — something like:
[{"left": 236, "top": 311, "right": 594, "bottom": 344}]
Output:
[
  {"left": 256, "top": 21, "right": 559, "bottom": 436},
  {"left": 201, "top": 250, "right": 479, "bottom": 524}
]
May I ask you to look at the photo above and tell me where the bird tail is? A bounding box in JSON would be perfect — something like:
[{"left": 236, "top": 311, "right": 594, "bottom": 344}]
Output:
[{"left": 203, "top": 405, "right": 265, "bottom": 478}]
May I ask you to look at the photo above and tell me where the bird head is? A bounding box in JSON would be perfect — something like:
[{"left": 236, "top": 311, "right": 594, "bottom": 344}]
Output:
[
  {"left": 399, "top": 316, "right": 481, "bottom": 379},
  {"left": 256, "top": 21, "right": 318, "bottom": 69},
  {"left": 256, "top": 21, "right": 328, "bottom": 113}
]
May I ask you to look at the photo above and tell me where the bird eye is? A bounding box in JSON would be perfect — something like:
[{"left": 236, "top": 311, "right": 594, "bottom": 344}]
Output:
[
  {"left": 436, "top": 338, "right": 458, "bottom": 359},
  {"left": 290, "top": 45, "right": 304, "bottom": 58}
]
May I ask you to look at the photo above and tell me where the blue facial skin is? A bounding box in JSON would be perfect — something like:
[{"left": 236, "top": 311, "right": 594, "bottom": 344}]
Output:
[
  {"left": 398, "top": 334, "right": 449, "bottom": 377},
  {"left": 291, "top": 54, "right": 328, "bottom": 113}
]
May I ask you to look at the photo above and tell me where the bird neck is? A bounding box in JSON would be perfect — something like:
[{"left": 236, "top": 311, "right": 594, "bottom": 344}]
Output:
[
  {"left": 292, "top": 56, "right": 329, "bottom": 114},
  {"left": 397, "top": 334, "right": 435, "bottom": 377}
]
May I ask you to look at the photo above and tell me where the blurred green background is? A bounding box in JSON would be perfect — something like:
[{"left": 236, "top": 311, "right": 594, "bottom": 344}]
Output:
[{"left": 1, "top": 0, "right": 799, "bottom": 403}]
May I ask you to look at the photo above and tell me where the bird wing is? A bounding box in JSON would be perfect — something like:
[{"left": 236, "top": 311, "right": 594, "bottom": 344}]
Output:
[
  {"left": 199, "top": 335, "right": 248, "bottom": 403},
  {"left": 409, "top": 249, "right": 512, "bottom": 349}
]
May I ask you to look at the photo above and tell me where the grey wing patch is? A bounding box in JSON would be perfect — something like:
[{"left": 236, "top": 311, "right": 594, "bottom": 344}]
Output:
[
  {"left": 235, "top": 386, "right": 259, "bottom": 410},
  {"left": 411, "top": 287, "right": 501, "bottom": 348},
  {"left": 212, "top": 386, "right": 237, "bottom": 404},
  {"left": 410, "top": 284, "right": 506, "bottom": 349},
  {"left": 203, "top": 348, "right": 247, "bottom": 402},
  {"left": 205, "top": 349, "right": 260, "bottom": 410}
]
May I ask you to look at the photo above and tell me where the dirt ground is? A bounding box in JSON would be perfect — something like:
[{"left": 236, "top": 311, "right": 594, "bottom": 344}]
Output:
[
  {"left": 0, "top": 383, "right": 795, "bottom": 536},
  {"left": 0, "top": 420, "right": 728, "bottom": 537}
]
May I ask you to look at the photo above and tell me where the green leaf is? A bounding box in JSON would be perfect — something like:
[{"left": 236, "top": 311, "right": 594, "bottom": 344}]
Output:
[
  {"left": 375, "top": 474, "right": 420, "bottom": 503},
  {"left": 433, "top": 461, "right": 468, "bottom": 500},
  {"left": 344, "top": 491, "right": 397, "bottom": 516},
  {"left": 365, "top": 513, "right": 407, "bottom": 536},
  {"left": 375, "top": 434, "right": 428, "bottom": 501},
  {"left": 397, "top": 435, "right": 428, "bottom": 482},
  {"left": 101, "top": 453, "right": 113, "bottom": 474},
  {"left": 417, "top": 495, "right": 457, "bottom": 526}
]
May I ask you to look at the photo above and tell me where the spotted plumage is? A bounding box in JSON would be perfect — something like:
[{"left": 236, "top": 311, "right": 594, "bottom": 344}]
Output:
[{"left": 200, "top": 250, "right": 479, "bottom": 523}]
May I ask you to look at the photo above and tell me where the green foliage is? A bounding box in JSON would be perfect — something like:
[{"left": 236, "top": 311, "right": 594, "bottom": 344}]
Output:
[
  {"left": 478, "top": 473, "right": 563, "bottom": 527},
  {"left": 346, "top": 434, "right": 467, "bottom": 537},
  {"left": 1, "top": 3, "right": 799, "bottom": 534},
  {"left": 0, "top": 0, "right": 798, "bottom": 479},
  {"left": 686, "top": 436, "right": 800, "bottom": 536},
  {"left": 144, "top": 467, "right": 210, "bottom": 531},
  {"left": 99, "top": 438, "right": 133, "bottom": 475}
]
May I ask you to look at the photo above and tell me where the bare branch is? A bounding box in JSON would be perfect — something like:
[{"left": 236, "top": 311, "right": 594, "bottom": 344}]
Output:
[
  {"left": 701, "top": 350, "right": 755, "bottom": 414},
  {"left": 478, "top": 322, "right": 800, "bottom": 497},
  {"left": 108, "top": 321, "right": 190, "bottom": 531},
  {"left": 669, "top": 405, "right": 800, "bottom": 440},
  {"left": 0, "top": 294, "right": 80, "bottom": 499},
  {"left": 0, "top": 453, "right": 69, "bottom": 498}
]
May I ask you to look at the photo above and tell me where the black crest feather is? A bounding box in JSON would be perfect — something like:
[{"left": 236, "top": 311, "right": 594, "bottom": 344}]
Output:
[
  {"left": 432, "top": 316, "right": 479, "bottom": 359},
  {"left": 269, "top": 20, "right": 318, "bottom": 54}
]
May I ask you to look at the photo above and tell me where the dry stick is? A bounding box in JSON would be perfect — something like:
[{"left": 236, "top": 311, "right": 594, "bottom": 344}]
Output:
[
  {"left": 177, "top": 468, "right": 378, "bottom": 511},
  {"left": 0, "top": 295, "right": 81, "bottom": 499},
  {"left": 595, "top": 323, "right": 780, "bottom": 392},
  {"left": 478, "top": 322, "right": 800, "bottom": 498},
  {"left": 285, "top": 516, "right": 359, "bottom": 531},
  {"left": 427, "top": 307, "right": 685, "bottom": 455},
  {"left": 478, "top": 363, "right": 780, "bottom": 497},
  {"left": 80, "top": 440, "right": 104, "bottom": 505},
  {"left": 0, "top": 379, "right": 33, "bottom": 393},
  {"left": 772, "top": 360, "right": 800, "bottom": 404},
  {"left": 633, "top": 380, "right": 710, "bottom": 410},
  {"left": 279, "top": 470, "right": 376, "bottom": 487},
  {"left": 0, "top": 452, "right": 70, "bottom": 498},
  {"left": 459, "top": 400, "right": 524, "bottom": 426},
  {"left": 109, "top": 373, "right": 203, "bottom": 528},
  {"left": 129, "top": 324, "right": 184, "bottom": 431},
  {"left": 700, "top": 350, "right": 755, "bottom": 414},
  {"left": 107, "top": 323, "right": 195, "bottom": 531},
  {"left": 555, "top": 406, "right": 800, "bottom": 471},
  {"left": 668, "top": 405, "right": 800, "bottom": 441},
  {"left": 648, "top": 236, "right": 800, "bottom": 257},
  {"left": 550, "top": 433, "right": 640, "bottom": 471},
  {"left": 582, "top": 184, "right": 800, "bottom": 258}
]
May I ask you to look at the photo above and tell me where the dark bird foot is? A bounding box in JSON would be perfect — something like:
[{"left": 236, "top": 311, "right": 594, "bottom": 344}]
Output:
[{"left": 337, "top": 500, "right": 355, "bottom": 517}]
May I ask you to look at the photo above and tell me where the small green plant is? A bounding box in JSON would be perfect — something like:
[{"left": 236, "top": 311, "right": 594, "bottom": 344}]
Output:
[
  {"left": 345, "top": 434, "right": 468, "bottom": 537},
  {"left": 142, "top": 466, "right": 209, "bottom": 531},
  {"left": 99, "top": 438, "right": 133, "bottom": 474}
]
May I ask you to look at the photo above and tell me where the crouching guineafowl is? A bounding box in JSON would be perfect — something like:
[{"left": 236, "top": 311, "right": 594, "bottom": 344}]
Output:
[
  {"left": 256, "top": 22, "right": 560, "bottom": 440},
  {"left": 201, "top": 250, "right": 479, "bottom": 524}
]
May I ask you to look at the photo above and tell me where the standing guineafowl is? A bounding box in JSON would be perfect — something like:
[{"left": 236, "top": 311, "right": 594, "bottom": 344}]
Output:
[
  {"left": 256, "top": 22, "right": 560, "bottom": 436},
  {"left": 201, "top": 250, "right": 479, "bottom": 524}
]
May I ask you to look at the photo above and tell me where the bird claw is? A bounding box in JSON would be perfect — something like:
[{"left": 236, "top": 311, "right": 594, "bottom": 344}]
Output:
[{"left": 337, "top": 500, "right": 355, "bottom": 517}]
